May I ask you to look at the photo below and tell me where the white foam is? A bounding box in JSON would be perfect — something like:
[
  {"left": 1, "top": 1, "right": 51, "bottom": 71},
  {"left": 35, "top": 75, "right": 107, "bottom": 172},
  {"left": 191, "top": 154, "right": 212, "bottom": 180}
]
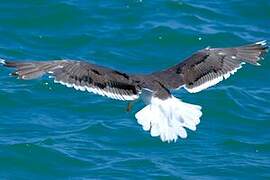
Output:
[{"left": 135, "top": 96, "right": 202, "bottom": 142}]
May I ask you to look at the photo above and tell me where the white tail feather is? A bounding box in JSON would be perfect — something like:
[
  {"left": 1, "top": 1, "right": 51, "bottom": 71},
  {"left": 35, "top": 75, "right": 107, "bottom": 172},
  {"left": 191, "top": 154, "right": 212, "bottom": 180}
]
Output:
[{"left": 135, "top": 96, "right": 202, "bottom": 142}]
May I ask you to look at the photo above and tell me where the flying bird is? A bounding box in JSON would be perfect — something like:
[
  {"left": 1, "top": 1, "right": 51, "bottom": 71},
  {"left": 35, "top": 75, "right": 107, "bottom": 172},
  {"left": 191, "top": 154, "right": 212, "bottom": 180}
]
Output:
[{"left": 1, "top": 40, "right": 268, "bottom": 142}]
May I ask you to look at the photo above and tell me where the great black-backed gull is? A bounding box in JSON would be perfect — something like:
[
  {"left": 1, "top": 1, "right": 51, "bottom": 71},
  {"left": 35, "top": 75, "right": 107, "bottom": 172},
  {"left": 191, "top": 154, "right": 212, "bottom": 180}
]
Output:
[{"left": 1, "top": 41, "right": 268, "bottom": 142}]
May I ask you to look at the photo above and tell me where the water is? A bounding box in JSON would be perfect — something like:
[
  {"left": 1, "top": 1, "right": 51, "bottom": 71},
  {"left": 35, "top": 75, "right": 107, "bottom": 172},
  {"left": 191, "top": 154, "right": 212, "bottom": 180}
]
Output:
[{"left": 0, "top": 0, "right": 269, "bottom": 179}]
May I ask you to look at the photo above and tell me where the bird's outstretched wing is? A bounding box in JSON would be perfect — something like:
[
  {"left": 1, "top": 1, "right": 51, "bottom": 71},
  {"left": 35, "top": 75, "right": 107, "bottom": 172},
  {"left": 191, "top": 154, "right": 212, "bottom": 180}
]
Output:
[
  {"left": 151, "top": 41, "right": 268, "bottom": 93},
  {"left": 1, "top": 60, "right": 141, "bottom": 101}
]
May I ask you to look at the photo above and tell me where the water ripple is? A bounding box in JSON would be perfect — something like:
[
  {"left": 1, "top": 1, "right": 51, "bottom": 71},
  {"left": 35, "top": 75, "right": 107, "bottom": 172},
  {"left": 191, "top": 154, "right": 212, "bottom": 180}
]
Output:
[{"left": 0, "top": 0, "right": 270, "bottom": 179}]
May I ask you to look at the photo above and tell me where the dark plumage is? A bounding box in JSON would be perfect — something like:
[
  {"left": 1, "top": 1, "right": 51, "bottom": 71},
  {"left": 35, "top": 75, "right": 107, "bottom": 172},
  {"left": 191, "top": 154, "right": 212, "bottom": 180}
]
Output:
[
  {"left": 2, "top": 41, "right": 268, "bottom": 99},
  {"left": 3, "top": 60, "right": 142, "bottom": 100},
  {"left": 151, "top": 41, "right": 268, "bottom": 93},
  {"left": 1, "top": 41, "right": 268, "bottom": 142}
]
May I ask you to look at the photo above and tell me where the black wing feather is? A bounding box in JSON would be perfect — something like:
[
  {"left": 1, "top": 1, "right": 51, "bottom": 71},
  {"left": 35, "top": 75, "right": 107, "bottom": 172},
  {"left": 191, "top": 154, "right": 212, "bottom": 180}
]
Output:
[
  {"left": 2, "top": 60, "right": 141, "bottom": 101},
  {"left": 151, "top": 41, "right": 268, "bottom": 93}
]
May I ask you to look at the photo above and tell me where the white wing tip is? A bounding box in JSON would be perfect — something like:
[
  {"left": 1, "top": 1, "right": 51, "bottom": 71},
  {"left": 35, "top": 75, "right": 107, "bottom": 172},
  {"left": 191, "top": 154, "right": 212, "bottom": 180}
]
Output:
[{"left": 255, "top": 40, "right": 267, "bottom": 46}]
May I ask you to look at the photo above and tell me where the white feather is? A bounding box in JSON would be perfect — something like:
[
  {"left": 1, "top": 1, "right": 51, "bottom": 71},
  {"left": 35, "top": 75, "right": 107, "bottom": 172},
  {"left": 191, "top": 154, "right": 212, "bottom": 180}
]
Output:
[
  {"left": 135, "top": 96, "right": 202, "bottom": 142},
  {"left": 109, "top": 87, "right": 118, "bottom": 99},
  {"left": 117, "top": 93, "right": 125, "bottom": 101},
  {"left": 86, "top": 87, "right": 93, "bottom": 93},
  {"left": 95, "top": 88, "right": 102, "bottom": 95},
  {"left": 185, "top": 63, "right": 245, "bottom": 93},
  {"left": 80, "top": 86, "right": 86, "bottom": 91},
  {"left": 53, "top": 80, "right": 138, "bottom": 101},
  {"left": 98, "top": 88, "right": 105, "bottom": 96},
  {"left": 73, "top": 84, "right": 80, "bottom": 91},
  {"left": 102, "top": 90, "right": 110, "bottom": 97}
]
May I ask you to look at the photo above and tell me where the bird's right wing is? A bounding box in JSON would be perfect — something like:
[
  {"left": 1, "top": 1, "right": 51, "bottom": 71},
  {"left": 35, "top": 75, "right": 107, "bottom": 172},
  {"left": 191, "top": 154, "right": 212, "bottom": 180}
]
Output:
[
  {"left": 151, "top": 41, "right": 268, "bottom": 93},
  {"left": 1, "top": 60, "right": 141, "bottom": 101}
]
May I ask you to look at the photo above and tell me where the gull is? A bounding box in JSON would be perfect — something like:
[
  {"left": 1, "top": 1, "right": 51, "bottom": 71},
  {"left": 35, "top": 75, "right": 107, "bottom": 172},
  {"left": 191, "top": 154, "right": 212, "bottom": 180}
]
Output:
[{"left": 1, "top": 40, "right": 268, "bottom": 142}]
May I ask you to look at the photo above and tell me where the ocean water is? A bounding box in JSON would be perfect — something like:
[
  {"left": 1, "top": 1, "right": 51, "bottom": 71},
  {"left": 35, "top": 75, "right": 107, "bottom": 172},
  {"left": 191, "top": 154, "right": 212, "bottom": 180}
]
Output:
[{"left": 0, "top": 0, "right": 270, "bottom": 179}]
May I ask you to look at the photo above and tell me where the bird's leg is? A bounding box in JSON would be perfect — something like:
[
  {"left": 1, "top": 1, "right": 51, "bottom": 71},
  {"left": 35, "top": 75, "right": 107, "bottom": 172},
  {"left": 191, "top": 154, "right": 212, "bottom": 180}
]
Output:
[{"left": 126, "top": 102, "right": 133, "bottom": 112}]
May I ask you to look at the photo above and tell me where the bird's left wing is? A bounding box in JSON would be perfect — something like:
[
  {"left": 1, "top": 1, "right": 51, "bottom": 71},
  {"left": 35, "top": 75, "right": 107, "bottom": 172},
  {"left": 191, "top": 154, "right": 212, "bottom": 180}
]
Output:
[
  {"left": 1, "top": 60, "right": 141, "bottom": 101},
  {"left": 151, "top": 41, "right": 268, "bottom": 93},
  {"left": 135, "top": 41, "right": 268, "bottom": 142}
]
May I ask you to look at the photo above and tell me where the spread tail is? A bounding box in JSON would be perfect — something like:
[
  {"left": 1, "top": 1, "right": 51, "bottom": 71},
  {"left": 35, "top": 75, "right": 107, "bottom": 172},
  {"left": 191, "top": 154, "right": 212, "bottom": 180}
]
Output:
[{"left": 135, "top": 95, "right": 202, "bottom": 142}]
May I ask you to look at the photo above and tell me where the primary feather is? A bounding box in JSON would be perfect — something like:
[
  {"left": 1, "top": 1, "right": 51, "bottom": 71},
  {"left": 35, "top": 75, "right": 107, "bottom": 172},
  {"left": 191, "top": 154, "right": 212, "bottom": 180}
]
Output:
[
  {"left": 2, "top": 60, "right": 141, "bottom": 101},
  {"left": 1, "top": 40, "right": 268, "bottom": 142},
  {"left": 152, "top": 41, "right": 268, "bottom": 93}
]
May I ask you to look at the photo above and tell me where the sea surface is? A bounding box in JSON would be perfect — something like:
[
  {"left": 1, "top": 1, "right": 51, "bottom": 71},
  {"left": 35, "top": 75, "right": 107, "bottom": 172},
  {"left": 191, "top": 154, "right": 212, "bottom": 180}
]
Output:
[{"left": 0, "top": 0, "right": 269, "bottom": 179}]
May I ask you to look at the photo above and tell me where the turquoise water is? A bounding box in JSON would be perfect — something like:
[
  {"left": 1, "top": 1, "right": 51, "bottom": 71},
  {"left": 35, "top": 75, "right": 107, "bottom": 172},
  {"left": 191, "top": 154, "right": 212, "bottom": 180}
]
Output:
[{"left": 0, "top": 0, "right": 270, "bottom": 179}]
